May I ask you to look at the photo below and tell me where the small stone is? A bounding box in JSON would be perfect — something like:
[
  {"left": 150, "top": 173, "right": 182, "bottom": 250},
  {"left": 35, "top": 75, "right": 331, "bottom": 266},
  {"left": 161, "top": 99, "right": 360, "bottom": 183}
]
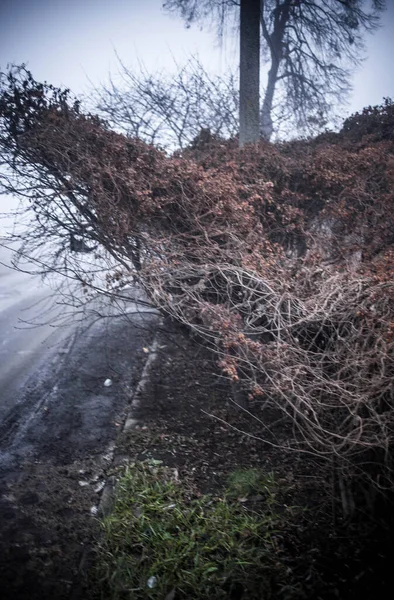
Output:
[
  {"left": 147, "top": 576, "right": 157, "bottom": 589},
  {"left": 94, "top": 481, "right": 105, "bottom": 493},
  {"left": 104, "top": 378, "right": 112, "bottom": 387}
]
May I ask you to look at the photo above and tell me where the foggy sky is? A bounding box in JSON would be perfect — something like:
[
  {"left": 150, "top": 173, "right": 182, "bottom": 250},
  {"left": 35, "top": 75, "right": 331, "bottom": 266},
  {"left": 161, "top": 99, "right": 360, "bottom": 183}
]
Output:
[{"left": 1, "top": 0, "right": 393, "bottom": 113}]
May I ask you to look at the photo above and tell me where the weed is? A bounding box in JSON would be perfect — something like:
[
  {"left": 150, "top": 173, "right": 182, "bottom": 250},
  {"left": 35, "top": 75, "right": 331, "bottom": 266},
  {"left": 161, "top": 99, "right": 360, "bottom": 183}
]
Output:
[
  {"left": 93, "top": 461, "right": 288, "bottom": 599},
  {"left": 226, "top": 469, "right": 276, "bottom": 502}
]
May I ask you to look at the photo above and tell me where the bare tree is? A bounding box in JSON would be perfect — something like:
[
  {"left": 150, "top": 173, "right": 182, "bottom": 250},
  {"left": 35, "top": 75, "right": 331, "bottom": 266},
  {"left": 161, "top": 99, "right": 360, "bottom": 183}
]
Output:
[
  {"left": 163, "top": 0, "right": 385, "bottom": 140},
  {"left": 93, "top": 57, "right": 239, "bottom": 151},
  {"left": 0, "top": 67, "right": 152, "bottom": 321}
]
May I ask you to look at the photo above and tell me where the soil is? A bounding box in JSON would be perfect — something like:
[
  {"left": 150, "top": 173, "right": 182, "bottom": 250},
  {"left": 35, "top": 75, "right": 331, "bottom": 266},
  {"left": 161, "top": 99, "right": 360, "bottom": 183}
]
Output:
[
  {"left": 1, "top": 316, "right": 393, "bottom": 599},
  {"left": 113, "top": 321, "right": 394, "bottom": 600}
]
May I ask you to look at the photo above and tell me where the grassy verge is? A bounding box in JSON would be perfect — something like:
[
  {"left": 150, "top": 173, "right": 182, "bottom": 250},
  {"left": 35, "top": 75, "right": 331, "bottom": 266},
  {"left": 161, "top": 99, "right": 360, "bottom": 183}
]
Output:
[{"left": 93, "top": 461, "right": 296, "bottom": 599}]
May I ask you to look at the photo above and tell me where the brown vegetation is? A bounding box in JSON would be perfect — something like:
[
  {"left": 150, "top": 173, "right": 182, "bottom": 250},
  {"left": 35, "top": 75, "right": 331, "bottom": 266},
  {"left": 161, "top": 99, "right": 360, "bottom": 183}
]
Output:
[{"left": 1, "top": 67, "right": 394, "bottom": 507}]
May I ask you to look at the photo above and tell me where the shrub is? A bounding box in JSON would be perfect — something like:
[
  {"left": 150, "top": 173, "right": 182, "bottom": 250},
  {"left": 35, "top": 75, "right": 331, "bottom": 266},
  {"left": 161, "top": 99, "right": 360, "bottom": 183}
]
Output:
[{"left": 2, "top": 67, "right": 394, "bottom": 506}]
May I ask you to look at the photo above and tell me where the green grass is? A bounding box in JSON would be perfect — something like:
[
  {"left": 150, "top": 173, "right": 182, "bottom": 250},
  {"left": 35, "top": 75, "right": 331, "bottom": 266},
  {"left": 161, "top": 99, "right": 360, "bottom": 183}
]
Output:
[
  {"left": 226, "top": 468, "right": 277, "bottom": 501},
  {"left": 93, "top": 461, "right": 289, "bottom": 599}
]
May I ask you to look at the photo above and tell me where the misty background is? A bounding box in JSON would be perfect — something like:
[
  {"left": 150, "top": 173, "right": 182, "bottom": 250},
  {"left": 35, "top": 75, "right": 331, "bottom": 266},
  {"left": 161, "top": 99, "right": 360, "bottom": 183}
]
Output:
[{"left": 1, "top": 0, "right": 394, "bottom": 229}]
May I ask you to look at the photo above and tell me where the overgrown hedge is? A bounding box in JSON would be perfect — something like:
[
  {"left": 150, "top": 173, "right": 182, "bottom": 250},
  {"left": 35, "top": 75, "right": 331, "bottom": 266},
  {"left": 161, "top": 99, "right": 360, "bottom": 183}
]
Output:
[{"left": 1, "top": 67, "right": 394, "bottom": 508}]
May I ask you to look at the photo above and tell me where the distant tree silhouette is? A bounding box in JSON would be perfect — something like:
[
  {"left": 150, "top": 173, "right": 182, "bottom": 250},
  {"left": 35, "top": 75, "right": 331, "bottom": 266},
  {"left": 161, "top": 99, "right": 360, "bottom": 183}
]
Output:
[{"left": 163, "top": 0, "right": 385, "bottom": 140}]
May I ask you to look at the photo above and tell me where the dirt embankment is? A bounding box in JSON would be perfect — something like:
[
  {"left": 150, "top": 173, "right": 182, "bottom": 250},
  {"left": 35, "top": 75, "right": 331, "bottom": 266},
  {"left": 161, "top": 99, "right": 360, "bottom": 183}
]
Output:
[
  {"left": 112, "top": 322, "right": 394, "bottom": 600},
  {"left": 2, "top": 315, "right": 393, "bottom": 599}
]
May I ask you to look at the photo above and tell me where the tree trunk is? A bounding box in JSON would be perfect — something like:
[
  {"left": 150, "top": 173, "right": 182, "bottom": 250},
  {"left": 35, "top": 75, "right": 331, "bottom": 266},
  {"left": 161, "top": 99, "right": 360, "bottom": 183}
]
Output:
[
  {"left": 260, "top": 0, "right": 292, "bottom": 141},
  {"left": 260, "top": 58, "right": 280, "bottom": 141},
  {"left": 239, "top": 0, "right": 260, "bottom": 147}
]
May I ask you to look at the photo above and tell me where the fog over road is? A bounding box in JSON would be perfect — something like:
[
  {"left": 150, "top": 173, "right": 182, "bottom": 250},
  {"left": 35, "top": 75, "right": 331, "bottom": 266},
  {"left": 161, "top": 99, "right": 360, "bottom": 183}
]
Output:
[{"left": 0, "top": 245, "right": 73, "bottom": 422}]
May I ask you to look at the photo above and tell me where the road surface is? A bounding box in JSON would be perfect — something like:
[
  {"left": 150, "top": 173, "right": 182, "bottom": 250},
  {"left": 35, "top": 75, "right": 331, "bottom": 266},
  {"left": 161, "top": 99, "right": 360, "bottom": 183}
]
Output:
[{"left": 0, "top": 243, "right": 160, "bottom": 599}]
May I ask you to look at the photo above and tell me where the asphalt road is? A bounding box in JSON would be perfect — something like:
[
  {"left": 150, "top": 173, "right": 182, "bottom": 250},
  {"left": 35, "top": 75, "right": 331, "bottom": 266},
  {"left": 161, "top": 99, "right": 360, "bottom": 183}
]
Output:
[{"left": 0, "top": 243, "right": 160, "bottom": 599}]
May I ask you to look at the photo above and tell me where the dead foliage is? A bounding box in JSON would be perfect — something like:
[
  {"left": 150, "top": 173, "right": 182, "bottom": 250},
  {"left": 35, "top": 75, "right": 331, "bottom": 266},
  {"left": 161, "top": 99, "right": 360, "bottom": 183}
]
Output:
[{"left": 1, "top": 67, "right": 394, "bottom": 505}]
